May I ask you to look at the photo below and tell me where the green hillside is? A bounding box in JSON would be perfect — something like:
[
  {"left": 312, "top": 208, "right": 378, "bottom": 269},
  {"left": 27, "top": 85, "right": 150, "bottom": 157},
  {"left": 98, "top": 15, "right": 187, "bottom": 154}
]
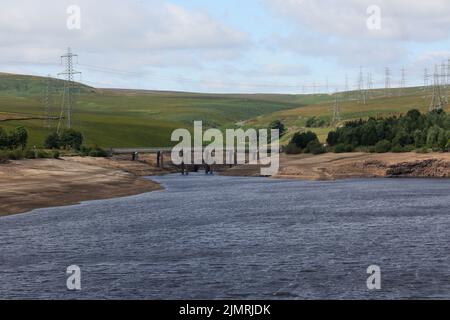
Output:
[
  {"left": 244, "top": 87, "right": 450, "bottom": 143},
  {"left": 1, "top": 72, "right": 448, "bottom": 147},
  {"left": 0, "top": 73, "right": 329, "bottom": 147}
]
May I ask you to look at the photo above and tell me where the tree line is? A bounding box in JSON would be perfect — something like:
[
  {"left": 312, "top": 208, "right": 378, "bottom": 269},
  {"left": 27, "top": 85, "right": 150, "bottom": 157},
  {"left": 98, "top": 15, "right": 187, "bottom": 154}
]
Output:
[
  {"left": 285, "top": 109, "right": 450, "bottom": 154},
  {"left": 327, "top": 109, "right": 450, "bottom": 153},
  {"left": 0, "top": 126, "right": 28, "bottom": 150}
]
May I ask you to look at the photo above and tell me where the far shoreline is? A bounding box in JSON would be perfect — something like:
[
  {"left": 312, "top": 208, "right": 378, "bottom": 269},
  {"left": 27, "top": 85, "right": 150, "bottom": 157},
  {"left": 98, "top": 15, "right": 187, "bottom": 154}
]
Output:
[{"left": 1, "top": 152, "right": 449, "bottom": 218}]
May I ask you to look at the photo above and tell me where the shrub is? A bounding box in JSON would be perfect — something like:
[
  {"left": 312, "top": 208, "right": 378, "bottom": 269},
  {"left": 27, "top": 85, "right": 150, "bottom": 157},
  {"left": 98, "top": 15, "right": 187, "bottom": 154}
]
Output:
[
  {"left": 52, "top": 150, "right": 60, "bottom": 159},
  {"left": 8, "top": 149, "right": 24, "bottom": 160},
  {"left": 305, "top": 140, "right": 326, "bottom": 155},
  {"left": 44, "top": 132, "right": 61, "bottom": 149},
  {"left": 0, "top": 126, "right": 28, "bottom": 150},
  {"left": 89, "top": 147, "right": 108, "bottom": 157},
  {"left": 0, "top": 151, "right": 8, "bottom": 163},
  {"left": 285, "top": 143, "right": 303, "bottom": 155},
  {"left": 24, "top": 149, "right": 36, "bottom": 159},
  {"left": 333, "top": 143, "right": 353, "bottom": 153},
  {"left": 416, "top": 147, "right": 429, "bottom": 154},
  {"left": 60, "top": 129, "right": 84, "bottom": 150},
  {"left": 270, "top": 120, "right": 287, "bottom": 137},
  {"left": 79, "top": 146, "right": 92, "bottom": 156},
  {"left": 390, "top": 144, "right": 405, "bottom": 153},
  {"left": 374, "top": 140, "right": 392, "bottom": 153},
  {"left": 290, "top": 131, "right": 319, "bottom": 149},
  {"left": 37, "top": 150, "right": 51, "bottom": 159}
]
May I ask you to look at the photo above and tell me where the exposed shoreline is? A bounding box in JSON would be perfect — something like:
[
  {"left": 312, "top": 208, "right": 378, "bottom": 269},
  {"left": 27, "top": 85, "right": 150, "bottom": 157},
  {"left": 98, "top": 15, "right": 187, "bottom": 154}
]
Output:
[
  {"left": 221, "top": 152, "right": 450, "bottom": 180},
  {"left": 1, "top": 152, "right": 449, "bottom": 218},
  {"left": 0, "top": 155, "right": 172, "bottom": 217}
]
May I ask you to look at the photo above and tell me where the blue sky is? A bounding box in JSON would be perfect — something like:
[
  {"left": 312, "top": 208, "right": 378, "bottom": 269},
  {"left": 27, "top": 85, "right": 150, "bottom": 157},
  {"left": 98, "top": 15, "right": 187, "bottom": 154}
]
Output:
[{"left": 1, "top": 0, "right": 450, "bottom": 93}]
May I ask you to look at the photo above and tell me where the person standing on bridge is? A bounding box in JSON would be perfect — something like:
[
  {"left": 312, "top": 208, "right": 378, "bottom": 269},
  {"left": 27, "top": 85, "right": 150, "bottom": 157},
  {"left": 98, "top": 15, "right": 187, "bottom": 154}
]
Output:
[{"left": 181, "top": 161, "right": 186, "bottom": 175}]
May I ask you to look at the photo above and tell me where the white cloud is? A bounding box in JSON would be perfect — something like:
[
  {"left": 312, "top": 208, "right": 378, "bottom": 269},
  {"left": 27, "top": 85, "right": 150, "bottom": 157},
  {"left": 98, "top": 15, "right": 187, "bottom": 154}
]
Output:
[
  {"left": 0, "top": 0, "right": 249, "bottom": 68},
  {"left": 265, "top": 0, "right": 450, "bottom": 41}
]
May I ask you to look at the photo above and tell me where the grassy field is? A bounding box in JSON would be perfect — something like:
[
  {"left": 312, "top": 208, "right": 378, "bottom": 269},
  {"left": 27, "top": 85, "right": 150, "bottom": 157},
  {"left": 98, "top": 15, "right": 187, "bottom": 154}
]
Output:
[{"left": 0, "top": 72, "right": 448, "bottom": 147}]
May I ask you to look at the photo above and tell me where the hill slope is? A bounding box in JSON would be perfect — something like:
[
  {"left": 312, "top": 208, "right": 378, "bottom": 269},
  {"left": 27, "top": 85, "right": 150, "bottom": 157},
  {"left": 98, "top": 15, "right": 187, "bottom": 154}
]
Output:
[
  {"left": 0, "top": 73, "right": 329, "bottom": 147},
  {"left": 244, "top": 87, "right": 450, "bottom": 143},
  {"left": 0, "top": 72, "right": 448, "bottom": 147}
]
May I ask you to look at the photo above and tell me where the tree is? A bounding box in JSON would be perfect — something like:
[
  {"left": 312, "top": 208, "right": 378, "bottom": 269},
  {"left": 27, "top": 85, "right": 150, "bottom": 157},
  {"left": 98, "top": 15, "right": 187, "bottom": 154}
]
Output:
[
  {"left": 413, "top": 130, "right": 426, "bottom": 148},
  {"left": 290, "top": 131, "right": 318, "bottom": 149},
  {"left": 426, "top": 125, "right": 442, "bottom": 149},
  {"left": 374, "top": 140, "right": 391, "bottom": 153},
  {"left": 305, "top": 140, "right": 326, "bottom": 154},
  {"left": 44, "top": 132, "right": 61, "bottom": 149},
  {"left": 270, "top": 120, "right": 287, "bottom": 137},
  {"left": 14, "top": 127, "right": 28, "bottom": 150},
  {"left": 60, "top": 129, "right": 84, "bottom": 150},
  {"left": 0, "top": 127, "right": 8, "bottom": 149}
]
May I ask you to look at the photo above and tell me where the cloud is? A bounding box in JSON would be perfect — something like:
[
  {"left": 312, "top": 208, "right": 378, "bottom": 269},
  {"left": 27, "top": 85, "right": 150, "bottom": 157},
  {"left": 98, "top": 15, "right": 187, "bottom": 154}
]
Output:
[
  {"left": 0, "top": 0, "right": 249, "bottom": 69},
  {"left": 264, "top": 0, "right": 450, "bottom": 42}
]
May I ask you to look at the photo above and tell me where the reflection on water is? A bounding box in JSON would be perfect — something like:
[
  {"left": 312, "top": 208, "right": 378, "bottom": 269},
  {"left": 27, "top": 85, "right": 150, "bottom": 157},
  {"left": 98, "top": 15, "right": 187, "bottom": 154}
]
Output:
[{"left": 0, "top": 174, "right": 449, "bottom": 299}]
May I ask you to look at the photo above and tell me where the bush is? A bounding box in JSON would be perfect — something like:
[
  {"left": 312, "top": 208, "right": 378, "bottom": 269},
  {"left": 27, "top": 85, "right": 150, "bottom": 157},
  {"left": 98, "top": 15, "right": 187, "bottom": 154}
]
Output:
[
  {"left": 305, "top": 140, "right": 326, "bottom": 155},
  {"left": 60, "top": 129, "right": 84, "bottom": 150},
  {"left": 333, "top": 143, "right": 353, "bottom": 153},
  {"left": 0, "top": 151, "right": 9, "bottom": 163},
  {"left": 285, "top": 143, "right": 303, "bottom": 155},
  {"left": 269, "top": 120, "right": 287, "bottom": 137},
  {"left": 374, "top": 140, "right": 392, "bottom": 153},
  {"left": 306, "top": 117, "right": 327, "bottom": 128},
  {"left": 8, "top": 149, "right": 24, "bottom": 160},
  {"left": 89, "top": 147, "right": 108, "bottom": 157},
  {"left": 416, "top": 147, "right": 429, "bottom": 154},
  {"left": 0, "top": 126, "right": 28, "bottom": 150},
  {"left": 24, "top": 149, "right": 36, "bottom": 159},
  {"left": 44, "top": 132, "right": 61, "bottom": 149},
  {"left": 79, "top": 146, "right": 92, "bottom": 156},
  {"left": 78, "top": 146, "right": 108, "bottom": 157},
  {"left": 290, "top": 131, "right": 319, "bottom": 149},
  {"left": 52, "top": 150, "right": 60, "bottom": 159},
  {"left": 37, "top": 150, "right": 51, "bottom": 159},
  {"left": 390, "top": 144, "right": 405, "bottom": 153}
]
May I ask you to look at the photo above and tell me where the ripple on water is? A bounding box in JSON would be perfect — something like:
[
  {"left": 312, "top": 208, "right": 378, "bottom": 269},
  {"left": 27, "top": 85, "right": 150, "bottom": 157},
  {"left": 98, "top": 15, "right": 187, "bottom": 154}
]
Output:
[{"left": 0, "top": 174, "right": 449, "bottom": 299}]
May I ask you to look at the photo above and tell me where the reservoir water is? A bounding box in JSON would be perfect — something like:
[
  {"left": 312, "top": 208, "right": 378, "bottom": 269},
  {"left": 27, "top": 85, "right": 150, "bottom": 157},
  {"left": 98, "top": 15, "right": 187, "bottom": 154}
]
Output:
[{"left": 0, "top": 174, "right": 449, "bottom": 299}]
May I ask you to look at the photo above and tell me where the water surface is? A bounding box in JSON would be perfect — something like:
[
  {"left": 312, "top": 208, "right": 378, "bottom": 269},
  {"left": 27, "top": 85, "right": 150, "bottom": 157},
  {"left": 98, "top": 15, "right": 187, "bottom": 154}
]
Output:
[{"left": 0, "top": 174, "right": 449, "bottom": 299}]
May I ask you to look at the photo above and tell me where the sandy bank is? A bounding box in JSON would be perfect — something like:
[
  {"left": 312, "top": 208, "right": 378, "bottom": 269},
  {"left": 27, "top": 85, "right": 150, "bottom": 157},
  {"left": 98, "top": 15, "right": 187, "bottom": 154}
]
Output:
[
  {"left": 222, "top": 152, "right": 450, "bottom": 180},
  {"left": 0, "top": 156, "right": 171, "bottom": 217}
]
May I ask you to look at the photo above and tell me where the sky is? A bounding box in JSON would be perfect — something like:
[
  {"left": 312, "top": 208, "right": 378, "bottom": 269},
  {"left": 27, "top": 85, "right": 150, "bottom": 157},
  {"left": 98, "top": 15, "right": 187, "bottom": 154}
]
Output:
[{"left": 1, "top": 0, "right": 450, "bottom": 93}]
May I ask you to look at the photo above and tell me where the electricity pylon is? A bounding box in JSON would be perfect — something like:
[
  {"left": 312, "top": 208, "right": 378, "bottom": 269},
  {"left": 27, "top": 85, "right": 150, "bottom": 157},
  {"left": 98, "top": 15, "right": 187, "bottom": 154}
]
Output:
[
  {"left": 399, "top": 68, "right": 406, "bottom": 96},
  {"left": 358, "top": 67, "right": 366, "bottom": 104},
  {"left": 332, "top": 93, "right": 341, "bottom": 127},
  {"left": 42, "top": 75, "right": 53, "bottom": 129},
  {"left": 430, "top": 65, "right": 445, "bottom": 112},
  {"left": 385, "top": 67, "right": 391, "bottom": 97},
  {"left": 57, "top": 47, "right": 81, "bottom": 133}
]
